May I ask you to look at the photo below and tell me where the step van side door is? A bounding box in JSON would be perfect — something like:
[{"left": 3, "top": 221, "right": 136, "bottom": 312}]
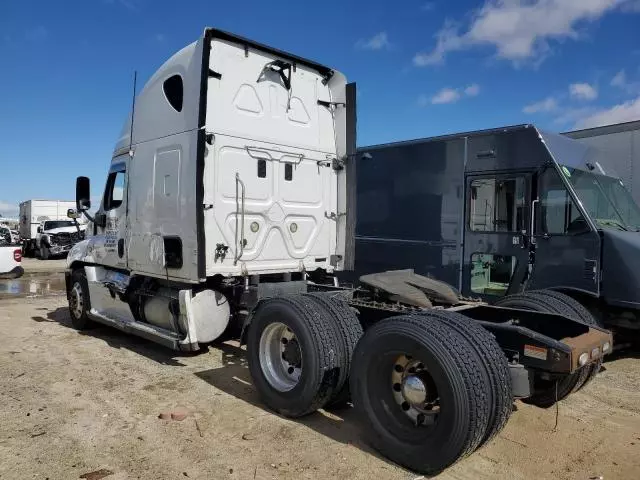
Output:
[{"left": 462, "top": 172, "right": 533, "bottom": 301}]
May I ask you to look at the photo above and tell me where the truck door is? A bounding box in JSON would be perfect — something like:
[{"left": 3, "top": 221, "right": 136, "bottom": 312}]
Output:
[
  {"left": 463, "top": 173, "right": 532, "bottom": 299},
  {"left": 94, "top": 159, "right": 128, "bottom": 269},
  {"left": 527, "top": 166, "right": 601, "bottom": 295}
]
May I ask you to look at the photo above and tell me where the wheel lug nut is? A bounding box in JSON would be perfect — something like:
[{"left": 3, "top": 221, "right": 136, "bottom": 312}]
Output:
[
  {"left": 394, "top": 364, "right": 404, "bottom": 373},
  {"left": 393, "top": 383, "right": 402, "bottom": 392},
  {"left": 281, "top": 338, "right": 288, "bottom": 344},
  {"left": 401, "top": 402, "right": 410, "bottom": 411},
  {"left": 287, "top": 367, "right": 295, "bottom": 374}
]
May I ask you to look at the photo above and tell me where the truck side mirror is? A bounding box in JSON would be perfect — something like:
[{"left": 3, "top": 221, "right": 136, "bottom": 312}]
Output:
[
  {"left": 67, "top": 209, "right": 80, "bottom": 219},
  {"left": 37, "top": 226, "right": 42, "bottom": 233},
  {"left": 76, "top": 176, "right": 91, "bottom": 212}
]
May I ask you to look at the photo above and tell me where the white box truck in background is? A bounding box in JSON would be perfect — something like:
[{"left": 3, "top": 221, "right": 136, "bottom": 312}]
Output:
[{"left": 19, "top": 200, "right": 85, "bottom": 258}]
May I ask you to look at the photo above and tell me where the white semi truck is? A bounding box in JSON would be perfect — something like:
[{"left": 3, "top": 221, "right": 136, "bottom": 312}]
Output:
[{"left": 65, "top": 28, "right": 611, "bottom": 475}]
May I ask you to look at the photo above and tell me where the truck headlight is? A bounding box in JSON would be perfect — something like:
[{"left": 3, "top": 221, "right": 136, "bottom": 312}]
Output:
[{"left": 578, "top": 352, "right": 589, "bottom": 366}]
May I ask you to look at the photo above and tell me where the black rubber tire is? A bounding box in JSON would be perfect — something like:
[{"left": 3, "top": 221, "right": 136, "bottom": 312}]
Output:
[
  {"left": 528, "top": 290, "right": 603, "bottom": 391},
  {"left": 40, "top": 245, "right": 50, "bottom": 260},
  {"left": 494, "top": 293, "right": 585, "bottom": 408},
  {"left": 417, "top": 310, "right": 512, "bottom": 447},
  {"left": 303, "top": 292, "right": 363, "bottom": 406},
  {"left": 68, "top": 269, "right": 94, "bottom": 330},
  {"left": 246, "top": 295, "right": 342, "bottom": 418},
  {"left": 350, "top": 314, "right": 491, "bottom": 475}
]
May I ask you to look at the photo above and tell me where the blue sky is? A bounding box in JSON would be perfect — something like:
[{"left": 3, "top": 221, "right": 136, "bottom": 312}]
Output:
[{"left": 1, "top": 0, "right": 639, "bottom": 217}]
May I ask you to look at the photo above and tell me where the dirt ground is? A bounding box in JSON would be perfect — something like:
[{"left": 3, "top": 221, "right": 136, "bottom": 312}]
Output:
[
  {"left": 0, "top": 270, "right": 639, "bottom": 480},
  {"left": 19, "top": 257, "right": 68, "bottom": 274}
]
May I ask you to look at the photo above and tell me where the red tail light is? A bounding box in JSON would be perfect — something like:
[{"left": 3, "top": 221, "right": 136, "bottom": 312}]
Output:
[{"left": 13, "top": 249, "right": 22, "bottom": 262}]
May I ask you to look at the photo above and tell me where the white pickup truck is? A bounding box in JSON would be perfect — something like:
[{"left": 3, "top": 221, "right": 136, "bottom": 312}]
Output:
[
  {"left": 0, "top": 245, "right": 23, "bottom": 279},
  {"left": 36, "top": 220, "right": 86, "bottom": 259}
]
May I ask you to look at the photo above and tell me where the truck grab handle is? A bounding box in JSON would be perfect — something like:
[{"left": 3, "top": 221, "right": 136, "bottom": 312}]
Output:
[
  {"left": 234, "top": 173, "right": 246, "bottom": 265},
  {"left": 531, "top": 199, "right": 539, "bottom": 241}
]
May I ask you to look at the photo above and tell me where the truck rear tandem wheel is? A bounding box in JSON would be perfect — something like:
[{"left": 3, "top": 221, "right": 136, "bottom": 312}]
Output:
[
  {"left": 302, "top": 292, "right": 363, "bottom": 406},
  {"left": 243, "top": 271, "right": 610, "bottom": 473},
  {"left": 246, "top": 295, "right": 345, "bottom": 418},
  {"left": 349, "top": 313, "right": 493, "bottom": 474}
]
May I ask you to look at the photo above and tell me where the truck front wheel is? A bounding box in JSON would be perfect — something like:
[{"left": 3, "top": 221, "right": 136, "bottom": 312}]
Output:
[
  {"left": 40, "top": 245, "right": 50, "bottom": 260},
  {"left": 68, "top": 269, "right": 93, "bottom": 330}
]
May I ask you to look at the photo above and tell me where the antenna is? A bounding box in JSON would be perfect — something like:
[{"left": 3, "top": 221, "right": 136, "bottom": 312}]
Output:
[{"left": 128, "top": 71, "right": 137, "bottom": 156}]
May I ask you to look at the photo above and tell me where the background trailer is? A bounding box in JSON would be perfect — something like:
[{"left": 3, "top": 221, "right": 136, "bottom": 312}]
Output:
[{"left": 565, "top": 120, "right": 640, "bottom": 206}]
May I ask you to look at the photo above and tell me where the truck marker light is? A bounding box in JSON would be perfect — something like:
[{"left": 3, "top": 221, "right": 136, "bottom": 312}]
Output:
[
  {"left": 602, "top": 341, "right": 611, "bottom": 353},
  {"left": 591, "top": 347, "right": 600, "bottom": 359},
  {"left": 13, "top": 249, "right": 22, "bottom": 262},
  {"left": 578, "top": 352, "right": 589, "bottom": 366},
  {"left": 524, "top": 344, "right": 547, "bottom": 360},
  {"left": 250, "top": 222, "right": 259, "bottom": 233},
  {"left": 290, "top": 223, "right": 298, "bottom": 233}
]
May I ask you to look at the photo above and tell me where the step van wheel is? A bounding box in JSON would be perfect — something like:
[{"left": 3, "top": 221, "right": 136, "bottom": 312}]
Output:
[
  {"left": 349, "top": 314, "right": 491, "bottom": 475},
  {"left": 303, "top": 292, "right": 363, "bottom": 406},
  {"left": 494, "top": 293, "right": 586, "bottom": 408},
  {"left": 246, "top": 295, "right": 343, "bottom": 418},
  {"left": 68, "top": 269, "right": 94, "bottom": 330},
  {"left": 528, "top": 290, "right": 604, "bottom": 391},
  {"left": 417, "top": 310, "right": 513, "bottom": 447}
]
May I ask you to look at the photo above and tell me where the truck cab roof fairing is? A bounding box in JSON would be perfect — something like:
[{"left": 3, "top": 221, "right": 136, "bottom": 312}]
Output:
[
  {"left": 113, "top": 28, "right": 338, "bottom": 159},
  {"left": 114, "top": 40, "right": 204, "bottom": 156}
]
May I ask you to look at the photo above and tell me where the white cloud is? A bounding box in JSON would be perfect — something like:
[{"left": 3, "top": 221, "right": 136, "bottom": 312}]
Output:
[
  {"left": 569, "top": 82, "right": 598, "bottom": 101},
  {"left": 465, "top": 83, "right": 481, "bottom": 96},
  {"left": 523, "top": 96, "right": 559, "bottom": 114},
  {"left": 553, "top": 106, "right": 596, "bottom": 125},
  {"left": 574, "top": 96, "right": 640, "bottom": 129},
  {"left": 419, "top": 84, "right": 481, "bottom": 106},
  {"left": 431, "top": 88, "right": 461, "bottom": 104},
  {"left": 414, "top": 0, "right": 633, "bottom": 67},
  {"left": 611, "top": 69, "right": 627, "bottom": 87},
  {"left": 356, "top": 32, "right": 390, "bottom": 51},
  {"left": 609, "top": 69, "right": 640, "bottom": 93}
]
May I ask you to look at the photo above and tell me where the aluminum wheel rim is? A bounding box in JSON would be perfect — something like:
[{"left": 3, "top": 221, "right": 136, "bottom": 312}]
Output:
[
  {"left": 391, "top": 354, "right": 440, "bottom": 426},
  {"left": 258, "top": 322, "right": 302, "bottom": 392},
  {"left": 69, "top": 282, "right": 84, "bottom": 319}
]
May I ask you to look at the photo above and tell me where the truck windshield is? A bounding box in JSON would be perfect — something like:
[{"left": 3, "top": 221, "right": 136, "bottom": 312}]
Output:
[
  {"left": 560, "top": 166, "right": 640, "bottom": 231},
  {"left": 44, "top": 221, "right": 74, "bottom": 230}
]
